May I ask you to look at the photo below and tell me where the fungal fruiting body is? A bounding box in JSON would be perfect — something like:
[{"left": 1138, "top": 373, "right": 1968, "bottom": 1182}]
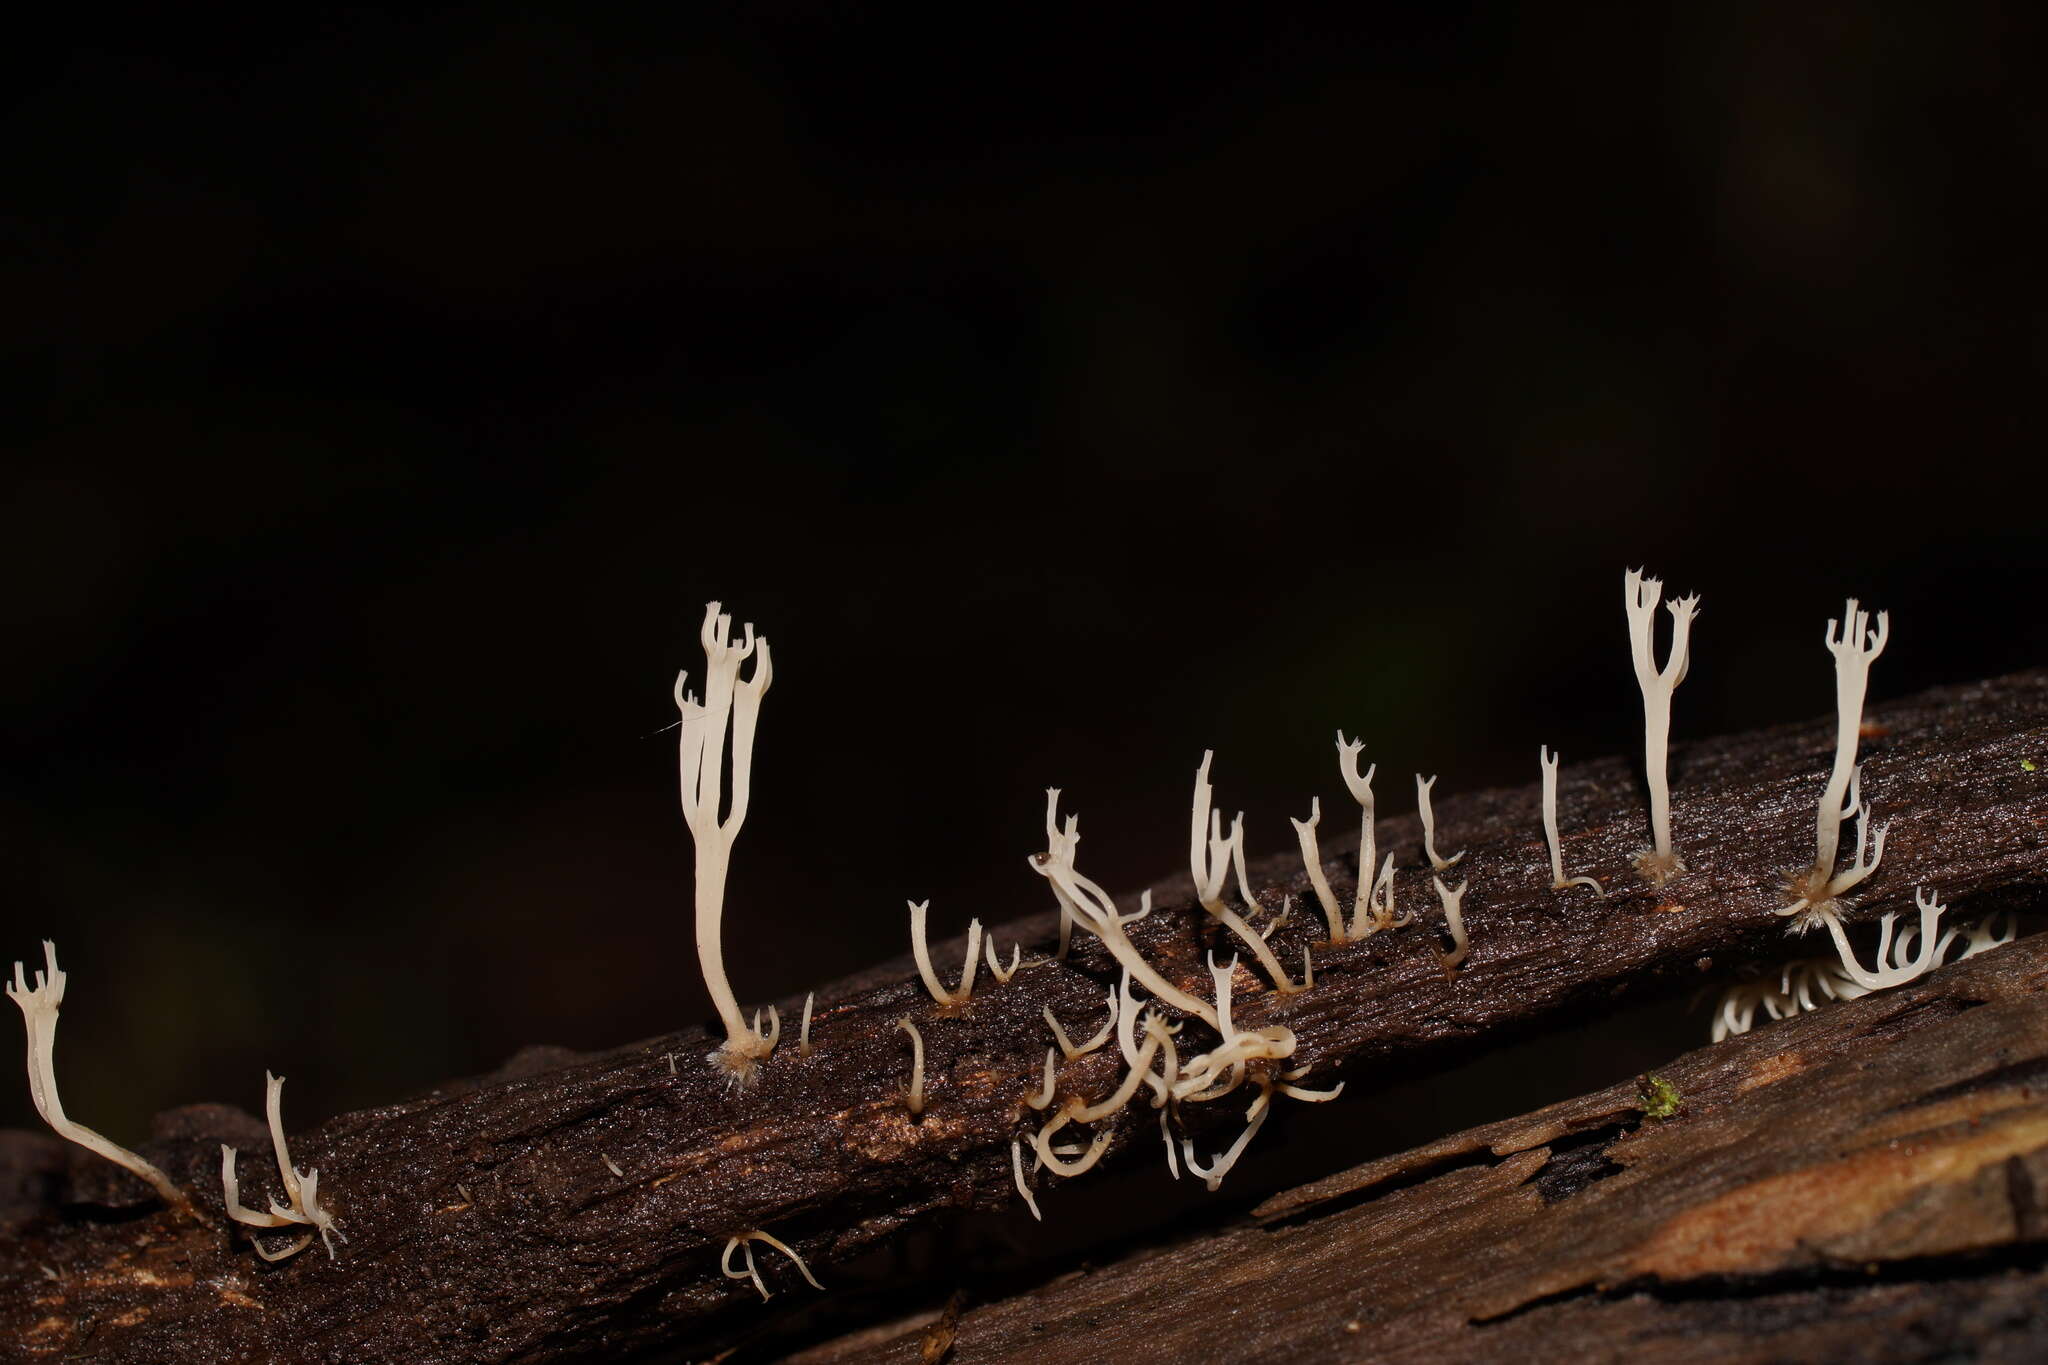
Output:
[
  {"left": 1433, "top": 877, "right": 1471, "bottom": 974},
  {"left": 1044, "top": 989, "right": 1116, "bottom": 1059},
  {"left": 1779, "top": 600, "right": 1891, "bottom": 934},
  {"left": 1338, "top": 734, "right": 1399, "bottom": 937},
  {"left": 220, "top": 1071, "right": 344, "bottom": 1260},
  {"left": 722, "top": 1229, "right": 823, "bottom": 1301},
  {"left": 1291, "top": 734, "right": 1401, "bottom": 944},
  {"left": 1290, "top": 796, "right": 1350, "bottom": 944},
  {"left": 897, "top": 1017, "right": 925, "bottom": 1116},
  {"left": 6, "top": 941, "right": 195, "bottom": 1218},
  {"left": 1023, "top": 791, "right": 1341, "bottom": 1194},
  {"left": 1189, "top": 753, "right": 1303, "bottom": 992},
  {"left": 1713, "top": 892, "right": 2011, "bottom": 1040},
  {"left": 1415, "top": 775, "right": 1464, "bottom": 873},
  {"left": 1540, "top": 747, "right": 1603, "bottom": 895},
  {"left": 676, "top": 602, "right": 779, "bottom": 1083},
  {"left": 909, "top": 900, "right": 983, "bottom": 1007},
  {"left": 1623, "top": 569, "right": 1700, "bottom": 886}
]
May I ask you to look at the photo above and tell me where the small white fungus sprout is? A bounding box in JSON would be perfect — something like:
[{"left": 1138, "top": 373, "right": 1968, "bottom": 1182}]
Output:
[
  {"left": 1415, "top": 775, "right": 1464, "bottom": 874},
  {"left": 1433, "top": 877, "right": 1470, "bottom": 974},
  {"left": 1026, "top": 1047, "right": 1058, "bottom": 1110},
  {"left": 6, "top": 941, "right": 195, "bottom": 1219},
  {"left": 721, "top": 1228, "right": 823, "bottom": 1301},
  {"left": 676, "top": 602, "right": 780, "bottom": 1084},
  {"left": 1190, "top": 753, "right": 1303, "bottom": 992},
  {"left": 799, "top": 993, "right": 815, "bottom": 1057},
  {"left": 1010, "top": 1139, "right": 1042, "bottom": 1221},
  {"left": 983, "top": 936, "right": 1024, "bottom": 983},
  {"left": 1044, "top": 988, "right": 1116, "bottom": 1059},
  {"left": 220, "top": 1071, "right": 345, "bottom": 1260},
  {"left": 1540, "top": 747, "right": 1604, "bottom": 896},
  {"left": 1623, "top": 568, "right": 1701, "bottom": 886},
  {"left": 1780, "top": 599, "right": 1891, "bottom": 934},
  {"left": 897, "top": 1017, "right": 925, "bottom": 1117},
  {"left": 908, "top": 900, "right": 983, "bottom": 1008}
]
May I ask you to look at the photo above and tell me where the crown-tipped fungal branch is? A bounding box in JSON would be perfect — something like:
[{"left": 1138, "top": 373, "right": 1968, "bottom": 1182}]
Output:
[
  {"left": 1780, "top": 600, "right": 1891, "bottom": 933},
  {"left": 7, "top": 941, "right": 195, "bottom": 1219},
  {"left": 1624, "top": 568, "right": 1701, "bottom": 887},
  {"left": 677, "top": 602, "right": 779, "bottom": 1081},
  {"left": 1337, "top": 734, "right": 1398, "bottom": 937}
]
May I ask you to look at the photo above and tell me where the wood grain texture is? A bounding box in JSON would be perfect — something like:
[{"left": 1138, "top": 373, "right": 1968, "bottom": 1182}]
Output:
[
  {"left": 4, "top": 670, "right": 2047, "bottom": 1362},
  {"left": 805, "top": 925, "right": 2048, "bottom": 1363}
]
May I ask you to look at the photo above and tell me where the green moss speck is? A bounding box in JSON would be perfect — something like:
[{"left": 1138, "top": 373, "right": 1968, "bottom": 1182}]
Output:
[{"left": 1637, "top": 1073, "right": 1683, "bottom": 1120}]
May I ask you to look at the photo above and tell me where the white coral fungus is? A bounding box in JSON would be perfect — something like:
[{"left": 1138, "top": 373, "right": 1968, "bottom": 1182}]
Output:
[
  {"left": 721, "top": 1228, "right": 823, "bottom": 1301},
  {"left": 1779, "top": 600, "right": 1891, "bottom": 934},
  {"left": 7, "top": 942, "right": 195, "bottom": 1219},
  {"left": 1540, "top": 747, "right": 1603, "bottom": 895},
  {"left": 220, "top": 1071, "right": 345, "bottom": 1260},
  {"left": 1624, "top": 568, "right": 1701, "bottom": 887},
  {"left": 676, "top": 602, "right": 779, "bottom": 1083}
]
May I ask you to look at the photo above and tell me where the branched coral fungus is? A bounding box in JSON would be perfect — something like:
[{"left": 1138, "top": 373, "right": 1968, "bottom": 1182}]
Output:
[
  {"left": 1712, "top": 893, "right": 2016, "bottom": 1040},
  {"left": 1624, "top": 568, "right": 1701, "bottom": 887},
  {"left": 220, "top": 1071, "right": 344, "bottom": 1260},
  {"left": 6, "top": 941, "right": 195, "bottom": 1219},
  {"left": 677, "top": 602, "right": 780, "bottom": 1084},
  {"left": 1780, "top": 599, "right": 1891, "bottom": 934}
]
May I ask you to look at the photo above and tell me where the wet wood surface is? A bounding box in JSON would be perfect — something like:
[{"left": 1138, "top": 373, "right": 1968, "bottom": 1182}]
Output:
[{"left": 3, "top": 670, "right": 2047, "bottom": 1362}]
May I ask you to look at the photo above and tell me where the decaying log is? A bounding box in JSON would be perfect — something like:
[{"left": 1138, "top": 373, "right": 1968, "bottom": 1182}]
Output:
[
  {"left": 804, "top": 921, "right": 2048, "bottom": 1363},
  {"left": 3, "top": 670, "right": 2047, "bottom": 1362}
]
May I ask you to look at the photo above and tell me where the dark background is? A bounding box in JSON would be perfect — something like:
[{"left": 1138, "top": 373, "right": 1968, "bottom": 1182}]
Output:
[{"left": 4, "top": 0, "right": 2042, "bottom": 1219}]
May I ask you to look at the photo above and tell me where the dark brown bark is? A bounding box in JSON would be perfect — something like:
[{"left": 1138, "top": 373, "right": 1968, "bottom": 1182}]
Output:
[
  {"left": 4, "top": 670, "right": 2047, "bottom": 1363},
  {"left": 799, "top": 921, "right": 2048, "bottom": 1364}
]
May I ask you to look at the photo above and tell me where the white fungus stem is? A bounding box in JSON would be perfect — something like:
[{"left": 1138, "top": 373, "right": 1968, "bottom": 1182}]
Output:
[
  {"left": 1190, "top": 753, "right": 1303, "bottom": 993},
  {"left": 1044, "top": 988, "right": 1116, "bottom": 1059},
  {"left": 799, "top": 993, "right": 815, "bottom": 1057},
  {"left": 721, "top": 1229, "right": 823, "bottom": 1302},
  {"left": 1415, "top": 775, "right": 1464, "bottom": 873},
  {"left": 1027, "top": 1047, "right": 1058, "bottom": 1110},
  {"left": 7, "top": 942, "right": 195, "bottom": 1219},
  {"left": 676, "top": 602, "right": 778, "bottom": 1082},
  {"left": 1434, "top": 877, "right": 1470, "bottom": 974},
  {"left": 1010, "top": 1140, "right": 1042, "bottom": 1221},
  {"left": 897, "top": 1017, "right": 925, "bottom": 1117},
  {"left": 1031, "top": 790, "right": 1218, "bottom": 1026},
  {"left": 1780, "top": 600, "right": 1891, "bottom": 933},
  {"left": 983, "top": 937, "right": 1024, "bottom": 983},
  {"left": 1290, "top": 797, "right": 1348, "bottom": 943},
  {"left": 1336, "top": 733, "right": 1384, "bottom": 937},
  {"left": 908, "top": 900, "right": 983, "bottom": 1007},
  {"left": 1540, "top": 747, "right": 1604, "bottom": 895},
  {"left": 1624, "top": 569, "right": 1701, "bottom": 887},
  {"left": 220, "top": 1071, "right": 344, "bottom": 1260}
]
